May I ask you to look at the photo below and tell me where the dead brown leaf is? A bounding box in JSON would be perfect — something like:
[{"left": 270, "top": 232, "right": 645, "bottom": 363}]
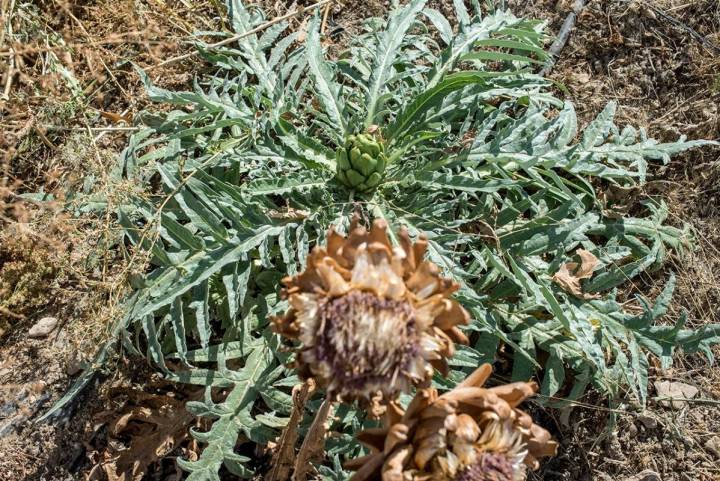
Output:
[
  {"left": 99, "top": 111, "right": 133, "bottom": 124},
  {"left": 88, "top": 390, "right": 199, "bottom": 481},
  {"left": 552, "top": 249, "right": 601, "bottom": 299}
]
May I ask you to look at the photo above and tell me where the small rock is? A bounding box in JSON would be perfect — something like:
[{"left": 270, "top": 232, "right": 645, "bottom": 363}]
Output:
[
  {"left": 654, "top": 380, "right": 699, "bottom": 409},
  {"left": 705, "top": 436, "right": 720, "bottom": 460},
  {"left": 573, "top": 71, "right": 592, "bottom": 84},
  {"left": 558, "top": 406, "right": 573, "bottom": 428},
  {"left": 66, "top": 357, "right": 83, "bottom": 376},
  {"left": 638, "top": 414, "right": 658, "bottom": 430},
  {"left": 624, "top": 470, "right": 662, "bottom": 481},
  {"left": 28, "top": 317, "right": 59, "bottom": 338},
  {"left": 642, "top": 7, "right": 657, "bottom": 20}
]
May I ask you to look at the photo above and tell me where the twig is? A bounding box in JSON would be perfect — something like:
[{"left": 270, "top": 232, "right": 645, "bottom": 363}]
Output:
[
  {"left": 33, "top": 126, "right": 57, "bottom": 150},
  {"left": 540, "top": 0, "right": 588, "bottom": 77},
  {"left": 0, "top": 306, "right": 25, "bottom": 320},
  {"left": 654, "top": 396, "right": 720, "bottom": 407},
  {"left": 0, "top": 0, "right": 16, "bottom": 48},
  {"left": 320, "top": 2, "right": 331, "bottom": 35},
  {"left": 639, "top": 0, "right": 720, "bottom": 55},
  {"left": 1, "top": 0, "right": 16, "bottom": 101},
  {"left": 293, "top": 396, "right": 334, "bottom": 481},
  {"left": 53, "top": 0, "right": 90, "bottom": 37},
  {"left": 266, "top": 380, "right": 315, "bottom": 481},
  {"left": 113, "top": 151, "right": 223, "bottom": 283},
  {"left": 147, "top": 0, "right": 333, "bottom": 71},
  {"left": 99, "top": 56, "right": 129, "bottom": 99},
  {"left": 42, "top": 125, "right": 139, "bottom": 132},
  {"left": 81, "top": 122, "right": 113, "bottom": 284},
  {"left": 0, "top": 37, "right": 169, "bottom": 57},
  {"left": 1, "top": 53, "right": 14, "bottom": 100}
]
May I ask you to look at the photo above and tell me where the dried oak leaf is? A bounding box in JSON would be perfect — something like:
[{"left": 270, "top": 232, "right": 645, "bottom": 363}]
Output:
[
  {"left": 92, "top": 391, "right": 197, "bottom": 481},
  {"left": 552, "top": 249, "right": 601, "bottom": 300}
]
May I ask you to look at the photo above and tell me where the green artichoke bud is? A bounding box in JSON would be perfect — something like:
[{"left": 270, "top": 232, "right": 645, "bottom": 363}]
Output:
[{"left": 335, "top": 132, "right": 387, "bottom": 192}]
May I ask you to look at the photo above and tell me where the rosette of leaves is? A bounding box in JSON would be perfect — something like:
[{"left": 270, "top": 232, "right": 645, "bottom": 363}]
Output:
[{"left": 46, "top": 0, "right": 720, "bottom": 479}]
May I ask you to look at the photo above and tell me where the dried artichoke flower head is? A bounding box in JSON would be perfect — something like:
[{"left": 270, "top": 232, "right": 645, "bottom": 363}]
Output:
[
  {"left": 346, "top": 364, "right": 558, "bottom": 481},
  {"left": 272, "top": 218, "right": 470, "bottom": 404}
]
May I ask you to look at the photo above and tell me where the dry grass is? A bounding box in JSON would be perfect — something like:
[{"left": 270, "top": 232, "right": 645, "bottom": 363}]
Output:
[{"left": 0, "top": 1, "right": 225, "bottom": 479}]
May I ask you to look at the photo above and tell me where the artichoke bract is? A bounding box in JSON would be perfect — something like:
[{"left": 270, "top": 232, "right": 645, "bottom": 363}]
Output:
[
  {"left": 336, "top": 133, "right": 387, "bottom": 192},
  {"left": 346, "top": 364, "right": 558, "bottom": 481}
]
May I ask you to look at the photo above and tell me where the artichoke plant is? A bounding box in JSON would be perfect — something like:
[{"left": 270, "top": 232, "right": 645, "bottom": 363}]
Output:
[
  {"left": 46, "top": 0, "right": 720, "bottom": 479},
  {"left": 335, "top": 132, "right": 388, "bottom": 192},
  {"left": 272, "top": 218, "right": 469, "bottom": 404}
]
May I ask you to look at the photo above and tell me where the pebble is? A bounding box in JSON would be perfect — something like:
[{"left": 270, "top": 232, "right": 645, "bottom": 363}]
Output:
[
  {"left": 705, "top": 436, "right": 720, "bottom": 460},
  {"left": 66, "top": 357, "right": 83, "bottom": 376},
  {"left": 637, "top": 414, "right": 658, "bottom": 430},
  {"left": 653, "top": 380, "right": 699, "bottom": 409},
  {"left": 28, "top": 317, "right": 59, "bottom": 338}
]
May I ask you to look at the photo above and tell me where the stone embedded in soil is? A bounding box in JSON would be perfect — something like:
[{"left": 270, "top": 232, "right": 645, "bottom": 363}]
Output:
[
  {"left": 653, "top": 380, "right": 699, "bottom": 409},
  {"left": 27, "top": 316, "right": 59, "bottom": 338},
  {"left": 705, "top": 436, "right": 720, "bottom": 460},
  {"left": 66, "top": 355, "right": 84, "bottom": 376},
  {"left": 637, "top": 414, "right": 658, "bottom": 430}
]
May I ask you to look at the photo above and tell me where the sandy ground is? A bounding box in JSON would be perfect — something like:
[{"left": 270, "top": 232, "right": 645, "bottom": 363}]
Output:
[{"left": 1, "top": 0, "right": 719, "bottom": 480}]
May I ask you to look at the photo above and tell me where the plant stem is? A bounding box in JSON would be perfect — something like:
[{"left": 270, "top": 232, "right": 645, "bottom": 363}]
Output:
[
  {"left": 540, "top": 0, "right": 588, "bottom": 76},
  {"left": 293, "top": 396, "right": 334, "bottom": 481},
  {"left": 266, "top": 380, "right": 314, "bottom": 481}
]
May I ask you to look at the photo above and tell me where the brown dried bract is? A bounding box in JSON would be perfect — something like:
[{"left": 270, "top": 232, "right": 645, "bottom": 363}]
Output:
[{"left": 346, "top": 364, "right": 557, "bottom": 481}]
